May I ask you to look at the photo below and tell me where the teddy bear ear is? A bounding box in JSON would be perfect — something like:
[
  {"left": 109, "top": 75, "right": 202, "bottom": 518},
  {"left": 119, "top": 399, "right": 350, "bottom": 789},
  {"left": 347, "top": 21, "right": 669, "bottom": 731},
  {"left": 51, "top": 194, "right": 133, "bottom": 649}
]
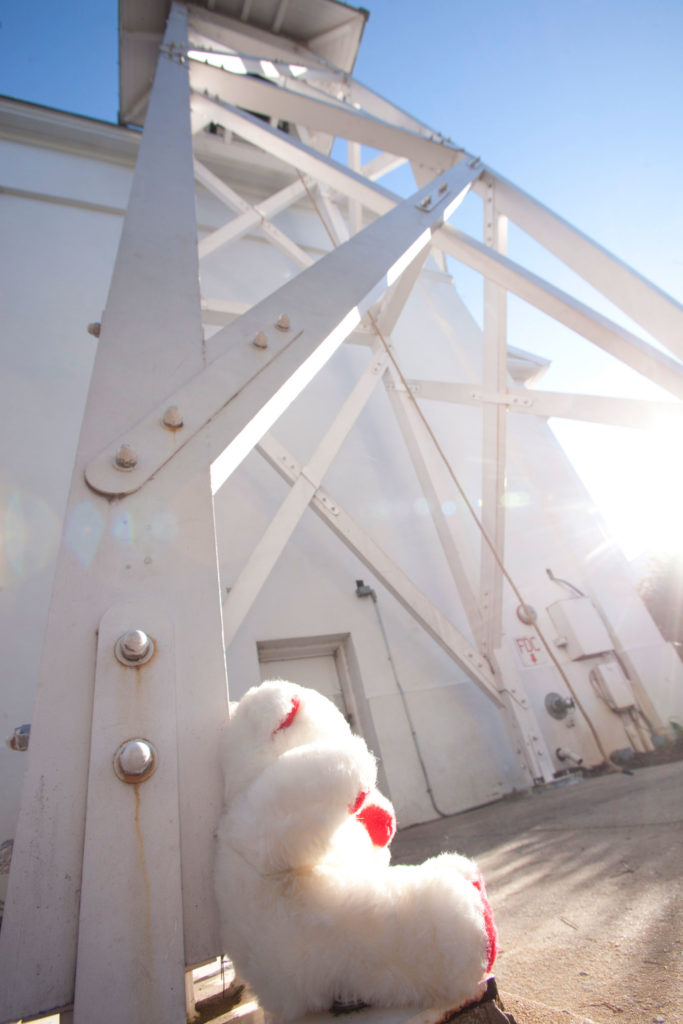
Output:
[{"left": 272, "top": 695, "right": 301, "bottom": 737}]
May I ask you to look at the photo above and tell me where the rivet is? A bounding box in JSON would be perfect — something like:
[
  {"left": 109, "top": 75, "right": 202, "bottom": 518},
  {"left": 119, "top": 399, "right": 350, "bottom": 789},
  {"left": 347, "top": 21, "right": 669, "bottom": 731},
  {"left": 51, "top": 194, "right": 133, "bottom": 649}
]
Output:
[
  {"left": 275, "top": 313, "right": 291, "bottom": 331},
  {"left": 162, "top": 405, "right": 184, "bottom": 429},
  {"left": 419, "top": 195, "right": 432, "bottom": 209},
  {"left": 114, "top": 443, "right": 138, "bottom": 470},
  {"left": 438, "top": 182, "right": 448, "bottom": 194},
  {"left": 87, "top": 322, "right": 101, "bottom": 337},
  {"left": 114, "top": 739, "right": 156, "bottom": 783},
  {"left": 115, "top": 629, "right": 154, "bottom": 666},
  {"left": 252, "top": 331, "right": 268, "bottom": 349},
  {"left": 6, "top": 724, "right": 31, "bottom": 751}
]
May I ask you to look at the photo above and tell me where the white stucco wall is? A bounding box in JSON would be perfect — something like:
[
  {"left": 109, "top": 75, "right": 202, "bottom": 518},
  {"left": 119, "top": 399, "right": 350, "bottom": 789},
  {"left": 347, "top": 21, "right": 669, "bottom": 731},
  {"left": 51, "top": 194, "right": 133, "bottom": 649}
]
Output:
[{"left": 1, "top": 100, "right": 680, "bottom": 862}]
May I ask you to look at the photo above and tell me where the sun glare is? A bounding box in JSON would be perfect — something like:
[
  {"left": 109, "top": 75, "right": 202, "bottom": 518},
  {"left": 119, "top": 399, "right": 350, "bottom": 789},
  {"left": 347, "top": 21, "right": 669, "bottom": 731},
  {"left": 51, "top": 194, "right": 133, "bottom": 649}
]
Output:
[{"left": 550, "top": 419, "right": 683, "bottom": 562}]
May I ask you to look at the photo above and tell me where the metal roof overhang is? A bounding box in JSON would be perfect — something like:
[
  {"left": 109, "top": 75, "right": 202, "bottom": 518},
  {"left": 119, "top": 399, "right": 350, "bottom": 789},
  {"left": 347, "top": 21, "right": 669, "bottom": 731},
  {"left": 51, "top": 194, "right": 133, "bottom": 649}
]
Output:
[{"left": 119, "top": 0, "right": 369, "bottom": 126}]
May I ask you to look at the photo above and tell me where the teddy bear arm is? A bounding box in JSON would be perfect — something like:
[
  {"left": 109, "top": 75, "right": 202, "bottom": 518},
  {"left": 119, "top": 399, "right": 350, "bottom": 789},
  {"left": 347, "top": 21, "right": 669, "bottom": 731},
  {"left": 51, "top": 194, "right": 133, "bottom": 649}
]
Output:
[{"left": 242, "top": 742, "right": 376, "bottom": 864}]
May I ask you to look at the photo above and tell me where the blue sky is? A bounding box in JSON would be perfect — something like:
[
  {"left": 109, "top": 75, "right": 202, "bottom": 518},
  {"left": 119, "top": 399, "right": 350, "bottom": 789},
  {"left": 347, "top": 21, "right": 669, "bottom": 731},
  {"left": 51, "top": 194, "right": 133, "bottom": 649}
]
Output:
[{"left": 1, "top": 0, "right": 681, "bottom": 559}]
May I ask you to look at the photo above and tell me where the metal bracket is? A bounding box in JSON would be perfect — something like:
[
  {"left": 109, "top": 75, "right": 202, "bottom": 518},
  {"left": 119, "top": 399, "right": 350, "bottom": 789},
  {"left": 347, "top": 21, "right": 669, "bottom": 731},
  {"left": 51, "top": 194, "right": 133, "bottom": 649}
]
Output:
[
  {"left": 469, "top": 390, "right": 534, "bottom": 408},
  {"left": 72, "top": 601, "right": 186, "bottom": 1019},
  {"left": 160, "top": 42, "right": 188, "bottom": 65},
  {"left": 84, "top": 158, "right": 483, "bottom": 498}
]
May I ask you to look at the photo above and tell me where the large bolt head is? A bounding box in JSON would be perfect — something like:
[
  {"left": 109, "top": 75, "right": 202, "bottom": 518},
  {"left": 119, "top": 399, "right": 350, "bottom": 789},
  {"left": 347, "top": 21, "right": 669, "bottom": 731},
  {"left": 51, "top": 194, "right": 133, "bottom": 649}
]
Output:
[
  {"left": 114, "top": 739, "right": 156, "bottom": 783},
  {"left": 115, "top": 629, "right": 154, "bottom": 666},
  {"left": 162, "top": 405, "right": 183, "bottom": 429},
  {"left": 114, "top": 443, "right": 138, "bottom": 470}
]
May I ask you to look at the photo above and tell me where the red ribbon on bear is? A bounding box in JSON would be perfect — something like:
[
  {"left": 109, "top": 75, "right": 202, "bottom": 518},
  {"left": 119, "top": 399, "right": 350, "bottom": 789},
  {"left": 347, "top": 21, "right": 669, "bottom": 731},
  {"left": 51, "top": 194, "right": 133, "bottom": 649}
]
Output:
[{"left": 472, "top": 871, "right": 498, "bottom": 972}]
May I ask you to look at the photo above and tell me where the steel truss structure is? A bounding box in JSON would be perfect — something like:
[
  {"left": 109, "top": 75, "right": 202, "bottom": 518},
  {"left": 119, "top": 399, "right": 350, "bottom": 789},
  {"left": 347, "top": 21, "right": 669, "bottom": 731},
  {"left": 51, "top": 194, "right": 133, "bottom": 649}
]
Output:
[{"left": 1, "top": 2, "right": 682, "bottom": 1022}]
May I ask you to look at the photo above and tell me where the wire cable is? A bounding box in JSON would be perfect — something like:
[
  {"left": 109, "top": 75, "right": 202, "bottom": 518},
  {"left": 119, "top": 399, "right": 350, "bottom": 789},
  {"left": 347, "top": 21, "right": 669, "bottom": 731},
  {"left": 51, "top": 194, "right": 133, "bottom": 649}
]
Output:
[
  {"left": 303, "top": 186, "right": 617, "bottom": 773},
  {"left": 366, "top": 310, "right": 617, "bottom": 772}
]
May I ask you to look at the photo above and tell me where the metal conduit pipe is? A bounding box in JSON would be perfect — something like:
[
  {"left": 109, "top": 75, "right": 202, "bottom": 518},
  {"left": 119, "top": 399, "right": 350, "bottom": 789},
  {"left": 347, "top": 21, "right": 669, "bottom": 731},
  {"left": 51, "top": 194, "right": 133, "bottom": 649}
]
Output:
[{"left": 355, "top": 579, "right": 449, "bottom": 819}]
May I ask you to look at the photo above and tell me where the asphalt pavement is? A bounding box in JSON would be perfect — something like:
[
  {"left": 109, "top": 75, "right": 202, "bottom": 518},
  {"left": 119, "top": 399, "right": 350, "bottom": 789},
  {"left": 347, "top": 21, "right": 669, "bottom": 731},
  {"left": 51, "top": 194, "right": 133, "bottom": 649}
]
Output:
[{"left": 391, "top": 762, "right": 683, "bottom": 1024}]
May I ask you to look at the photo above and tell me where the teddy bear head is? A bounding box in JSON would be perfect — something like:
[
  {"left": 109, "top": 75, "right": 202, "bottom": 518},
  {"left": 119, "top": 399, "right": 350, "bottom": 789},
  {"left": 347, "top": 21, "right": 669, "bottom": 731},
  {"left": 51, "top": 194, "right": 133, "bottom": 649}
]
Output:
[{"left": 221, "top": 679, "right": 353, "bottom": 803}]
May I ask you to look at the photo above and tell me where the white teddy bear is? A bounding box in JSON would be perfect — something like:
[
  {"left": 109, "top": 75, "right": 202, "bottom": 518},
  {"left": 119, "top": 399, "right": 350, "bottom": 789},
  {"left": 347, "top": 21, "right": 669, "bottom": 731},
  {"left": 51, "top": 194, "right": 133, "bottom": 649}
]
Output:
[{"left": 215, "top": 680, "right": 497, "bottom": 1021}]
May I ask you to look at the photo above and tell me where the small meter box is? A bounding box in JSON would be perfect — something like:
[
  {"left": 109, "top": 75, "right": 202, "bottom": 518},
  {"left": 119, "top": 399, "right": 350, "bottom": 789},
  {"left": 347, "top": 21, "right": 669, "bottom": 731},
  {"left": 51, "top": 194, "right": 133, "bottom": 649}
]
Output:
[
  {"left": 591, "top": 661, "right": 634, "bottom": 711},
  {"left": 547, "top": 597, "right": 612, "bottom": 660}
]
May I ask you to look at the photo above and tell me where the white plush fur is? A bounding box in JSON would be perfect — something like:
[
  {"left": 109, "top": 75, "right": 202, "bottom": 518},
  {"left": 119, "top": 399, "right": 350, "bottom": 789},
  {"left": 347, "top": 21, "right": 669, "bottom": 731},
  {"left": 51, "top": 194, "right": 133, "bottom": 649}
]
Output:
[{"left": 215, "top": 680, "right": 492, "bottom": 1021}]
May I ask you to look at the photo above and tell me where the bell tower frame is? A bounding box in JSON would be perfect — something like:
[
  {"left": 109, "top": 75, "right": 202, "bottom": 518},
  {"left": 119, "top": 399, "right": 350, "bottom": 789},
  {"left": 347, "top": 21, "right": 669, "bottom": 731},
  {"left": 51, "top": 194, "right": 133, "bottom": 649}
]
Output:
[{"left": 1, "top": 3, "right": 681, "bottom": 1022}]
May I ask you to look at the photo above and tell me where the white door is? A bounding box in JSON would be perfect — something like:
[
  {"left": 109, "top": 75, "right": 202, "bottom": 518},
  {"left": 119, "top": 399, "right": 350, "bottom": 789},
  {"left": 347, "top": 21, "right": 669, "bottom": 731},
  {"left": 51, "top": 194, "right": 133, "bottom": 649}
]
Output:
[{"left": 259, "top": 653, "right": 349, "bottom": 719}]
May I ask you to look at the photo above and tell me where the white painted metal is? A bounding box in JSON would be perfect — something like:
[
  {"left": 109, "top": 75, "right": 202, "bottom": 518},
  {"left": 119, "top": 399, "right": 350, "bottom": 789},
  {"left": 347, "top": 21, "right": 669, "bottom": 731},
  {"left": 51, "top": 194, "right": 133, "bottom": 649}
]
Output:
[
  {"left": 84, "top": 157, "right": 481, "bottom": 498},
  {"left": 494, "top": 642, "right": 560, "bottom": 783},
  {"left": 195, "top": 160, "right": 312, "bottom": 265},
  {"left": 186, "top": 6, "right": 342, "bottom": 75},
  {"left": 408, "top": 380, "right": 683, "bottom": 431},
  {"left": 475, "top": 168, "right": 683, "bottom": 361},
  {"left": 383, "top": 375, "right": 555, "bottom": 788},
  {"left": 257, "top": 433, "right": 502, "bottom": 704},
  {"left": 360, "top": 151, "right": 409, "bottom": 182},
  {"left": 188, "top": 59, "right": 462, "bottom": 172},
  {"left": 479, "top": 179, "right": 508, "bottom": 656},
  {"left": 221, "top": 251, "right": 433, "bottom": 649},
  {"left": 314, "top": 182, "right": 352, "bottom": 246},
  {"left": 347, "top": 140, "right": 364, "bottom": 235},
  {"left": 369, "top": 243, "right": 430, "bottom": 337},
  {"left": 3, "top": 2, "right": 682, "bottom": 1019},
  {"left": 191, "top": 99, "right": 682, "bottom": 401},
  {"left": 187, "top": 45, "right": 358, "bottom": 115},
  {"left": 0, "top": 6, "right": 228, "bottom": 1019},
  {"left": 383, "top": 379, "right": 484, "bottom": 641},
  {"left": 202, "top": 295, "right": 251, "bottom": 324},
  {"left": 191, "top": 92, "right": 398, "bottom": 213},
  {"left": 73, "top": 602, "right": 185, "bottom": 1022},
  {"left": 196, "top": 177, "right": 308, "bottom": 259},
  {"left": 223, "top": 344, "right": 389, "bottom": 646},
  {"left": 436, "top": 225, "right": 683, "bottom": 399}
]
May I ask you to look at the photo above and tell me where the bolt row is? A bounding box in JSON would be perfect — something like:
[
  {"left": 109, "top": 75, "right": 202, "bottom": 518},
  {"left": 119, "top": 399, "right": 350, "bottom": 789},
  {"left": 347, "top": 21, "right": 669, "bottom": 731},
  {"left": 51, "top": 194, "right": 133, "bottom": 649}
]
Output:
[
  {"left": 114, "top": 629, "right": 156, "bottom": 783},
  {"left": 112, "top": 314, "right": 292, "bottom": 471}
]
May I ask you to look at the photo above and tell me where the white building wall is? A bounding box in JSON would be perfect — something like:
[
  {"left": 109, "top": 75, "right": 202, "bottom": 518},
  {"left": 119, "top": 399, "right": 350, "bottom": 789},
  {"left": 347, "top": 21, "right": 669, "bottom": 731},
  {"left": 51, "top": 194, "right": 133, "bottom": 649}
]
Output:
[
  {"left": 1, "top": 100, "right": 681, "bottom": 868},
  {"left": 0, "top": 131, "right": 126, "bottom": 852}
]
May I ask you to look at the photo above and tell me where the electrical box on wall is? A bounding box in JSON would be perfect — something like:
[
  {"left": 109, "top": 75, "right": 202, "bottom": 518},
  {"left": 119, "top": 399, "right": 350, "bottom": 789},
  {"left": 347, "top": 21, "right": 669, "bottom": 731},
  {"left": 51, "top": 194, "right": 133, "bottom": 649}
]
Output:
[
  {"left": 547, "top": 597, "right": 613, "bottom": 660},
  {"left": 591, "top": 660, "right": 634, "bottom": 711}
]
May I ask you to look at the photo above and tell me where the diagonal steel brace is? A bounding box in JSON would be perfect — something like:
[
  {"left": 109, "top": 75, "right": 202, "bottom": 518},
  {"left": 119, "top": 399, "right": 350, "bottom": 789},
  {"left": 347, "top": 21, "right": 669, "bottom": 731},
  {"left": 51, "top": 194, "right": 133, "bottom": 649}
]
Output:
[{"left": 85, "top": 157, "right": 482, "bottom": 498}]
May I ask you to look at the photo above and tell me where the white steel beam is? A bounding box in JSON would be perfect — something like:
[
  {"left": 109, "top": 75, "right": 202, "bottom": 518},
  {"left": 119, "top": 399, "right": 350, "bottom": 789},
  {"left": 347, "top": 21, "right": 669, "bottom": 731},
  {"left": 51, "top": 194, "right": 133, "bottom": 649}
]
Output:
[
  {"left": 0, "top": 7, "right": 228, "bottom": 1020},
  {"left": 188, "top": 60, "right": 463, "bottom": 172},
  {"left": 480, "top": 180, "right": 508, "bottom": 655},
  {"left": 369, "top": 242, "right": 431, "bottom": 338},
  {"left": 84, "top": 158, "right": 482, "bottom": 498},
  {"left": 282, "top": 64, "right": 441, "bottom": 140},
  {"left": 188, "top": 46, "right": 357, "bottom": 115},
  {"left": 409, "top": 379, "right": 683, "bottom": 431},
  {"left": 197, "top": 177, "right": 308, "bottom": 260},
  {"left": 271, "top": 0, "right": 290, "bottom": 34},
  {"left": 190, "top": 93, "right": 398, "bottom": 214},
  {"left": 257, "top": 434, "right": 502, "bottom": 705},
  {"left": 191, "top": 102, "right": 682, "bottom": 401},
  {"left": 436, "top": 226, "right": 683, "bottom": 399},
  {"left": 305, "top": 15, "right": 359, "bottom": 51},
  {"left": 475, "top": 169, "right": 683, "bottom": 362},
  {"left": 383, "top": 379, "right": 484, "bottom": 641},
  {"left": 223, "top": 344, "right": 389, "bottom": 647},
  {"left": 188, "top": 5, "right": 334, "bottom": 71},
  {"left": 347, "top": 140, "right": 364, "bottom": 235},
  {"left": 195, "top": 160, "right": 312, "bottom": 266},
  {"left": 192, "top": 65, "right": 681, "bottom": 382},
  {"left": 201, "top": 296, "right": 251, "bottom": 324},
  {"left": 314, "top": 182, "right": 351, "bottom": 245},
  {"left": 361, "top": 151, "right": 408, "bottom": 181}
]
